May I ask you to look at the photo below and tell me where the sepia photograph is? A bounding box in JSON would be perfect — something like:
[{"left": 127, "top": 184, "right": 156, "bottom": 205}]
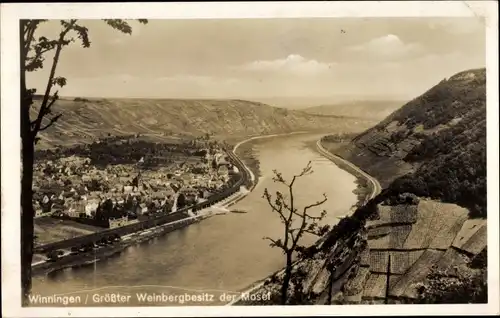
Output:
[{"left": 1, "top": 1, "right": 499, "bottom": 317}]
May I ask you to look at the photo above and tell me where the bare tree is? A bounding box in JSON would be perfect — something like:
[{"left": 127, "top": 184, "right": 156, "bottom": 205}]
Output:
[
  {"left": 263, "top": 161, "right": 330, "bottom": 305},
  {"left": 20, "top": 19, "right": 148, "bottom": 305}
]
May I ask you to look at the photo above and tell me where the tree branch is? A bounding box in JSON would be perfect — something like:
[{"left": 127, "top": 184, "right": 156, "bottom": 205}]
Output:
[
  {"left": 263, "top": 189, "right": 288, "bottom": 224},
  {"left": 32, "top": 20, "right": 75, "bottom": 138},
  {"left": 263, "top": 236, "right": 287, "bottom": 252},
  {"left": 303, "top": 193, "right": 328, "bottom": 215},
  {"left": 38, "top": 114, "right": 62, "bottom": 132}
]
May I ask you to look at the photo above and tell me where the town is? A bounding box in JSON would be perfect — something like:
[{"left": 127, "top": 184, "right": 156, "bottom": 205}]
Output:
[{"left": 32, "top": 135, "right": 241, "bottom": 239}]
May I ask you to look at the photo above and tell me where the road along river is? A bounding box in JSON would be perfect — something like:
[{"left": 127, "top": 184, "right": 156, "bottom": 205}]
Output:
[{"left": 30, "top": 133, "right": 358, "bottom": 307}]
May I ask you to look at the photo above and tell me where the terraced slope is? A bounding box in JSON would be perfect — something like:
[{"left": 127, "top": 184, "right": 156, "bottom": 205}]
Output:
[
  {"left": 31, "top": 98, "right": 374, "bottom": 149},
  {"left": 354, "top": 200, "right": 486, "bottom": 302}
]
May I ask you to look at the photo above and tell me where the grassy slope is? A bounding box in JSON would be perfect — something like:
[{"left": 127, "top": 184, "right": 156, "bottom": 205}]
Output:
[{"left": 32, "top": 98, "right": 374, "bottom": 149}]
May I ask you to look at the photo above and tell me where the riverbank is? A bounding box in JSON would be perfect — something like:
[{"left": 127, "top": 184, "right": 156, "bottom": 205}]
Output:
[
  {"left": 227, "top": 136, "right": 381, "bottom": 305},
  {"left": 31, "top": 174, "right": 248, "bottom": 276},
  {"left": 31, "top": 132, "right": 308, "bottom": 277},
  {"left": 233, "top": 140, "right": 261, "bottom": 187},
  {"left": 32, "top": 212, "right": 212, "bottom": 276}
]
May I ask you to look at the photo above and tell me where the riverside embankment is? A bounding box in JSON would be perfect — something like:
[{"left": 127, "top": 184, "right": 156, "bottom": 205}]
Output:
[
  {"left": 227, "top": 136, "right": 381, "bottom": 305},
  {"left": 31, "top": 132, "right": 307, "bottom": 277},
  {"left": 30, "top": 132, "right": 359, "bottom": 306}
]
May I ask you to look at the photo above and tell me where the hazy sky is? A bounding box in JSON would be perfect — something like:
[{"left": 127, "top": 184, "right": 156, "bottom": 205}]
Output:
[{"left": 26, "top": 18, "right": 486, "bottom": 103}]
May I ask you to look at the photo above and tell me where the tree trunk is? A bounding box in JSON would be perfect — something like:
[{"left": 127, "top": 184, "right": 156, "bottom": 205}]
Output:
[
  {"left": 20, "top": 47, "right": 35, "bottom": 304},
  {"left": 21, "top": 117, "right": 35, "bottom": 306},
  {"left": 281, "top": 253, "right": 293, "bottom": 305}
]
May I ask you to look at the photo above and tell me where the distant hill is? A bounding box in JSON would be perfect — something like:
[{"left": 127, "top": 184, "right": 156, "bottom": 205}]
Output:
[
  {"left": 303, "top": 100, "right": 406, "bottom": 120},
  {"left": 336, "top": 68, "right": 487, "bottom": 217},
  {"left": 31, "top": 98, "right": 375, "bottom": 149}
]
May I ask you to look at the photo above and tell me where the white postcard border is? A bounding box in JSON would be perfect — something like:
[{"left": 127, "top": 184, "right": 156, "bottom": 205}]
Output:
[{"left": 1, "top": 1, "right": 498, "bottom": 317}]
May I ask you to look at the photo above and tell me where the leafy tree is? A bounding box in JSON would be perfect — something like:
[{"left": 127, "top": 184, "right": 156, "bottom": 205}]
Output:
[
  {"left": 20, "top": 18, "right": 147, "bottom": 304},
  {"left": 262, "top": 161, "right": 330, "bottom": 304},
  {"left": 415, "top": 267, "right": 487, "bottom": 304}
]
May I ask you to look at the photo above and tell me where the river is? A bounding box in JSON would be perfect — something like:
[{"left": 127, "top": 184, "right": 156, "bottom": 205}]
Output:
[{"left": 30, "top": 133, "right": 357, "bottom": 306}]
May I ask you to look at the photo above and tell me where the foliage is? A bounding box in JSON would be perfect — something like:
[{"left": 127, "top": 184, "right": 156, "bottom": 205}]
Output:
[
  {"left": 383, "top": 192, "right": 420, "bottom": 206},
  {"left": 415, "top": 267, "right": 487, "bottom": 304},
  {"left": 263, "top": 161, "right": 330, "bottom": 304},
  {"left": 368, "top": 69, "right": 487, "bottom": 217},
  {"left": 388, "top": 69, "right": 486, "bottom": 130},
  {"left": 387, "top": 111, "right": 486, "bottom": 217},
  {"left": 469, "top": 248, "right": 487, "bottom": 269},
  {"left": 36, "top": 136, "right": 207, "bottom": 168},
  {"left": 321, "top": 132, "right": 359, "bottom": 143}
]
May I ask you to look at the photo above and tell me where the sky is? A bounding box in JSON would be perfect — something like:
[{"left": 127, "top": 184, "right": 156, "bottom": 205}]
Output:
[{"left": 26, "top": 17, "right": 486, "bottom": 106}]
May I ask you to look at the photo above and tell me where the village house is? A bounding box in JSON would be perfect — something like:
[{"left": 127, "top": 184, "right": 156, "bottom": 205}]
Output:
[
  {"left": 85, "top": 199, "right": 100, "bottom": 217},
  {"left": 67, "top": 201, "right": 84, "bottom": 218},
  {"left": 139, "top": 202, "right": 148, "bottom": 215},
  {"left": 123, "top": 185, "right": 134, "bottom": 194}
]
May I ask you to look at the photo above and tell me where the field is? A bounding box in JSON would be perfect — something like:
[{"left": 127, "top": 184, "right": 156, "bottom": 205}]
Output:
[
  {"left": 367, "top": 224, "right": 412, "bottom": 250},
  {"left": 388, "top": 249, "right": 445, "bottom": 298},
  {"left": 365, "top": 204, "right": 417, "bottom": 229},
  {"left": 428, "top": 213, "right": 469, "bottom": 250},
  {"left": 389, "top": 250, "right": 425, "bottom": 275},
  {"left": 435, "top": 248, "right": 471, "bottom": 272},
  {"left": 460, "top": 224, "right": 487, "bottom": 255},
  {"left": 369, "top": 250, "right": 389, "bottom": 273},
  {"left": 362, "top": 273, "right": 401, "bottom": 300},
  {"left": 355, "top": 198, "right": 485, "bottom": 301},
  {"left": 402, "top": 200, "right": 468, "bottom": 250},
  {"left": 34, "top": 217, "right": 103, "bottom": 246},
  {"left": 452, "top": 218, "right": 487, "bottom": 255}
]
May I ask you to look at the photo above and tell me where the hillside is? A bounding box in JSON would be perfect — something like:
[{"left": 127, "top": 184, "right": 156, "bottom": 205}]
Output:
[
  {"left": 259, "top": 67, "right": 488, "bottom": 305},
  {"left": 303, "top": 100, "right": 406, "bottom": 120},
  {"left": 31, "top": 98, "right": 375, "bottom": 149},
  {"left": 335, "top": 68, "right": 486, "bottom": 217}
]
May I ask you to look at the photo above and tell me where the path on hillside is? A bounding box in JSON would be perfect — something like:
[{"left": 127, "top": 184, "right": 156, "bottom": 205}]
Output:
[{"left": 316, "top": 139, "right": 382, "bottom": 200}]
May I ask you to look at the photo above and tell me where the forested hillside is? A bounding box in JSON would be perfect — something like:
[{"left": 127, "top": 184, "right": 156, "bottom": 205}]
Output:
[{"left": 337, "top": 68, "right": 487, "bottom": 217}]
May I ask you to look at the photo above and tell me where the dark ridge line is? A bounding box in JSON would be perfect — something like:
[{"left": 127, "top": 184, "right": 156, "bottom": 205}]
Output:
[
  {"left": 366, "top": 221, "right": 416, "bottom": 230},
  {"left": 369, "top": 271, "right": 404, "bottom": 276},
  {"left": 368, "top": 247, "right": 448, "bottom": 252}
]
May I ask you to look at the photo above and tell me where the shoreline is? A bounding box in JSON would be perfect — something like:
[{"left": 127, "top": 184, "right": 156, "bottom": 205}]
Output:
[
  {"left": 31, "top": 131, "right": 309, "bottom": 277},
  {"left": 316, "top": 139, "right": 381, "bottom": 201},
  {"left": 32, "top": 187, "right": 246, "bottom": 277},
  {"left": 227, "top": 136, "right": 381, "bottom": 306}
]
